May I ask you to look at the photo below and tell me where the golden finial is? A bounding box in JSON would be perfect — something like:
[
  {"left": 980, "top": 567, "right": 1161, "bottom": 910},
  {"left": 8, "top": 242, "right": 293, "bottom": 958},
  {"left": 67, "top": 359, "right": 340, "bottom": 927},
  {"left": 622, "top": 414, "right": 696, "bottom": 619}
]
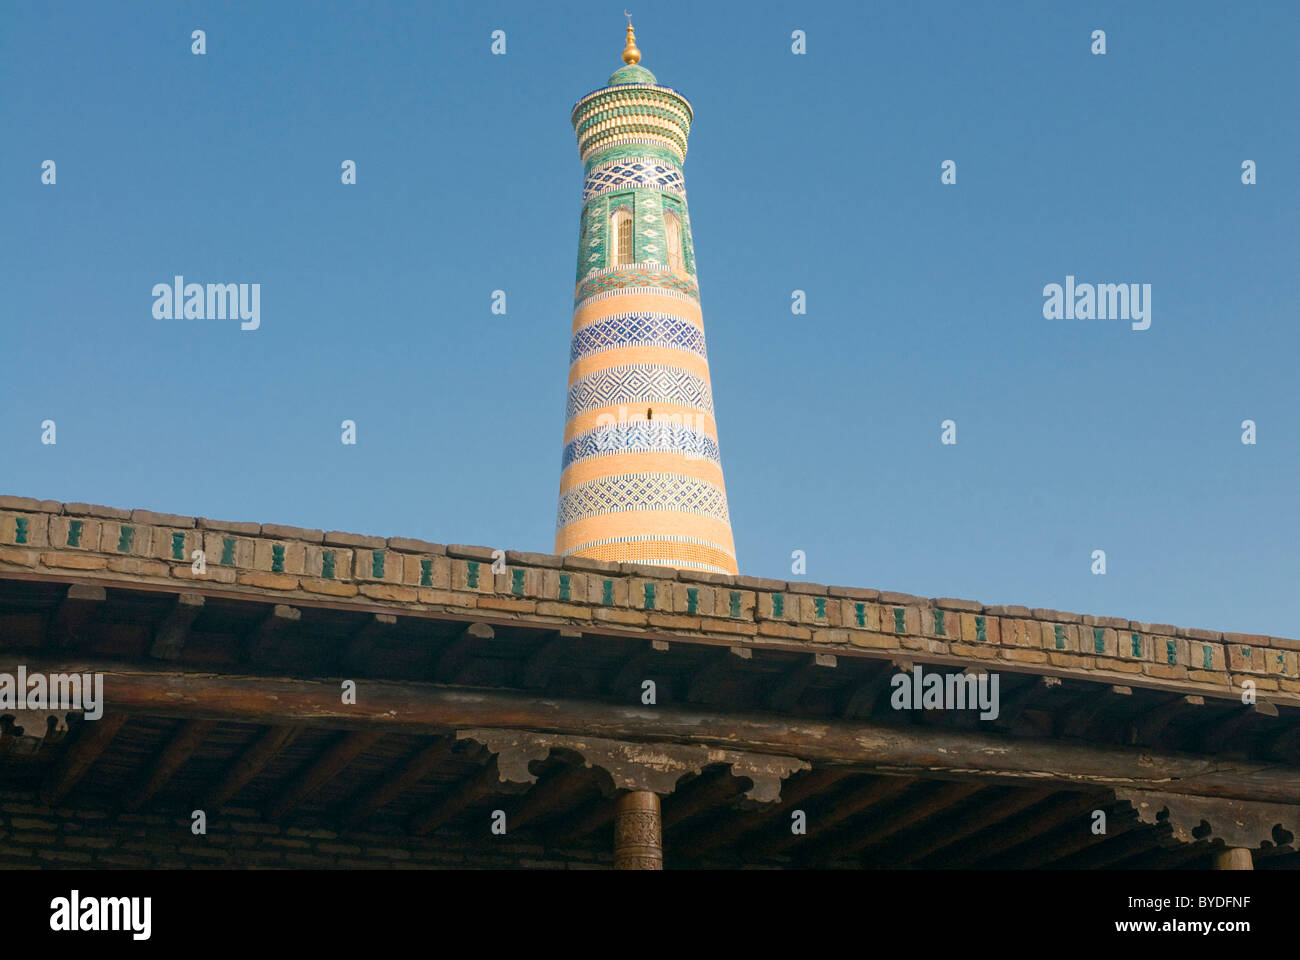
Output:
[{"left": 622, "top": 12, "right": 641, "bottom": 64}]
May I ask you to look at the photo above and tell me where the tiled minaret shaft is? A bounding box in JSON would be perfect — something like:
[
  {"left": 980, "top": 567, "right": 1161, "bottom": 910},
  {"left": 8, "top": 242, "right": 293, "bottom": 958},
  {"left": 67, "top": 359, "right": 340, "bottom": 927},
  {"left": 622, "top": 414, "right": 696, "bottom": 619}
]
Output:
[{"left": 555, "top": 23, "right": 737, "bottom": 576}]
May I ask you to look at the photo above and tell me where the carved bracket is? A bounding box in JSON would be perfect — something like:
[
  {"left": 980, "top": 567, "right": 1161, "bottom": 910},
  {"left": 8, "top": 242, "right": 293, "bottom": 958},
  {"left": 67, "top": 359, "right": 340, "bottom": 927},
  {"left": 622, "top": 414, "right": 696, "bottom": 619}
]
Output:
[
  {"left": 456, "top": 727, "right": 809, "bottom": 802},
  {"left": 1116, "top": 788, "right": 1300, "bottom": 850}
]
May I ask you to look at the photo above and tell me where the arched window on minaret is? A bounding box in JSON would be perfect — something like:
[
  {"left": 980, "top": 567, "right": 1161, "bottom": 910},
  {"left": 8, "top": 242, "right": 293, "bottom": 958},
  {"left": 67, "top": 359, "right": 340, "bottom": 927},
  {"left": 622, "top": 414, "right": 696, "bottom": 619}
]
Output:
[
  {"left": 611, "top": 208, "right": 634, "bottom": 266},
  {"left": 664, "top": 210, "right": 684, "bottom": 276}
]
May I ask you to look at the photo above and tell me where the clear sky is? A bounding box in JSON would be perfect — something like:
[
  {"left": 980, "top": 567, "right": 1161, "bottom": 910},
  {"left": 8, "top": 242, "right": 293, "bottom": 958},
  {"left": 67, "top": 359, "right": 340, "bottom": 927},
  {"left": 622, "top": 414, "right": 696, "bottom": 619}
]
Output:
[{"left": 2, "top": 1, "right": 1296, "bottom": 636}]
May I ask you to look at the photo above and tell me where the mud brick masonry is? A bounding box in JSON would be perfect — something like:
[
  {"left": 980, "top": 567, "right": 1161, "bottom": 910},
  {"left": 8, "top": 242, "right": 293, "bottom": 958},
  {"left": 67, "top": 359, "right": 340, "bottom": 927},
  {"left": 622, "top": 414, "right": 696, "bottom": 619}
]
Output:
[{"left": 1, "top": 492, "right": 1299, "bottom": 870}]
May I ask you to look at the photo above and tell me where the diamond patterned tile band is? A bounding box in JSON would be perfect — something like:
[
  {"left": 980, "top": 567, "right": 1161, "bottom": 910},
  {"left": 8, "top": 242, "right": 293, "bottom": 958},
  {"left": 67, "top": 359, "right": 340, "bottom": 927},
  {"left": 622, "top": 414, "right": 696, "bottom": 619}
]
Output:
[
  {"left": 561, "top": 420, "right": 721, "bottom": 469},
  {"left": 582, "top": 157, "right": 685, "bottom": 202},
  {"left": 570, "top": 313, "right": 707, "bottom": 363},
  {"left": 556, "top": 473, "right": 731, "bottom": 529},
  {"left": 565, "top": 364, "right": 714, "bottom": 419}
]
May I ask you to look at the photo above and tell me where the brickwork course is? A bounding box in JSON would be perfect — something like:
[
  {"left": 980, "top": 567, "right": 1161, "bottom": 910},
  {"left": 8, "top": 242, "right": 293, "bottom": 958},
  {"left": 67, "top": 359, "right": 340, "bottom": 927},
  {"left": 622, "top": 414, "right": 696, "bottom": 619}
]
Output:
[{"left": 0, "top": 495, "right": 1290, "bottom": 702}]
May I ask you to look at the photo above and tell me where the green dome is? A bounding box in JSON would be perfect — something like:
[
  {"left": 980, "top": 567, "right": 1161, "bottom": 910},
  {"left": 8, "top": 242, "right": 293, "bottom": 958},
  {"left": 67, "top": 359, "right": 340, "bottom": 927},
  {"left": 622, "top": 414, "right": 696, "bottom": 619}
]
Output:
[{"left": 608, "top": 63, "right": 656, "bottom": 85}]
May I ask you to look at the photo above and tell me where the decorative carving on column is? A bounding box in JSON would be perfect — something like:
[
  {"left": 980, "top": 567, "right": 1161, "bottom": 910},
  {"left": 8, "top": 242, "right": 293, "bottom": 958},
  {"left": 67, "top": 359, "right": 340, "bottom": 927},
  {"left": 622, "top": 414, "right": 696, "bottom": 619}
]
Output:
[
  {"left": 455, "top": 727, "right": 808, "bottom": 801},
  {"left": 1213, "top": 847, "right": 1254, "bottom": 870},
  {"left": 614, "top": 791, "right": 663, "bottom": 870}
]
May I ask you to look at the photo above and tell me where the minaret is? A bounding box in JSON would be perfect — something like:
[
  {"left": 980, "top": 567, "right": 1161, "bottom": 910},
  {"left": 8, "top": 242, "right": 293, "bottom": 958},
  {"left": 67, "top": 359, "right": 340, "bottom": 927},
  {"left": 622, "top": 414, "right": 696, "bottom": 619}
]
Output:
[{"left": 555, "top": 21, "right": 738, "bottom": 576}]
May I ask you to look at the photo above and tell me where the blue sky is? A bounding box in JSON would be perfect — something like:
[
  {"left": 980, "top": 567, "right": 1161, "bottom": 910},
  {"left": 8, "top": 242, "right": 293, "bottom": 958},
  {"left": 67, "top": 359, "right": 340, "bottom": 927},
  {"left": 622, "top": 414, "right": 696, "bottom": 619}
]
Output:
[{"left": 2, "top": 1, "right": 1296, "bottom": 635}]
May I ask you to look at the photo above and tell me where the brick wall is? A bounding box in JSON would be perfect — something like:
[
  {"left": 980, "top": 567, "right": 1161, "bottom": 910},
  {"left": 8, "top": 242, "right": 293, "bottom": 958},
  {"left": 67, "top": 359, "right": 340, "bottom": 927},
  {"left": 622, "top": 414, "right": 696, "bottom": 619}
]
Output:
[
  {"left": 0, "top": 790, "right": 610, "bottom": 869},
  {"left": 0, "top": 495, "right": 1295, "bottom": 701}
]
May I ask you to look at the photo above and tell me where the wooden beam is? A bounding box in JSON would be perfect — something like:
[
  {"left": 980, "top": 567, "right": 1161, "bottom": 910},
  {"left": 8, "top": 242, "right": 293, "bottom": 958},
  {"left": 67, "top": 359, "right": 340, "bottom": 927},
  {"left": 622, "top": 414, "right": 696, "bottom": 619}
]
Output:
[
  {"left": 939, "top": 793, "right": 1100, "bottom": 867},
  {"left": 747, "top": 775, "right": 915, "bottom": 860},
  {"left": 344, "top": 738, "right": 457, "bottom": 826},
  {"left": 433, "top": 622, "right": 495, "bottom": 681},
  {"left": 1201, "top": 701, "right": 1279, "bottom": 753},
  {"left": 244, "top": 604, "right": 300, "bottom": 663},
  {"left": 1052, "top": 825, "right": 1167, "bottom": 869},
  {"left": 125, "top": 719, "right": 215, "bottom": 811},
  {"left": 842, "top": 660, "right": 908, "bottom": 720},
  {"left": 1264, "top": 723, "right": 1300, "bottom": 764},
  {"left": 677, "top": 768, "right": 852, "bottom": 859},
  {"left": 662, "top": 770, "right": 747, "bottom": 831},
  {"left": 266, "top": 730, "right": 382, "bottom": 820},
  {"left": 149, "top": 593, "right": 204, "bottom": 660},
  {"left": 768, "top": 654, "right": 837, "bottom": 713},
  {"left": 817, "top": 781, "right": 986, "bottom": 862},
  {"left": 897, "top": 788, "right": 1055, "bottom": 866},
  {"left": 608, "top": 640, "right": 669, "bottom": 699},
  {"left": 1117, "top": 841, "right": 1212, "bottom": 870},
  {"left": 209, "top": 725, "right": 300, "bottom": 808},
  {"left": 40, "top": 714, "right": 127, "bottom": 803},
  {"left": 508, "top": 765, "right": 594, "bottom": 830},
  {"left": 993, "top": 675, "right": 1062, "bottom": 731},
  {"left": 1061, "top": 684, "right": 1132, "bottom": 739},
  {"left": 409, "top": 758, "right": 525, "bottom": 835},
  {"left": 998, "top": 812, "right": 1140, "bottom": 869},
  {"left": 520, "top": 630, "right": 580, "bottom": 689},
  {"left": 17, "top": 657, "right": 1300, "bottom": 805},
  {"left": 340, "top": 613, "right": 398, "bottom": 676},
  {"left": 551, "top": 795, "right": 618, "bottom": 846},
  {"left": 687, "top": 646, "right": 751, "bottom": 703},
  {"left": 46, "top": 584, "right": 106, "bottom": 649},
  {"left": 1133, "top": 694, "right": 1204, "bottom": 743}
]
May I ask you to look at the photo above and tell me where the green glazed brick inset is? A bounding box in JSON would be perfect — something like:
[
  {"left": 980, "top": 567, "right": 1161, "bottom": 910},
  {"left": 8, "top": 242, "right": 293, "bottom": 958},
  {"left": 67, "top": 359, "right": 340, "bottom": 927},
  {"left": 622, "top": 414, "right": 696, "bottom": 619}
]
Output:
[
  {"left": 1093, "top": 627, "right": 1105, "bottom": 654},
  {"left": 171, "top": 532, "right": 185, "bottom": 561},
  {"left": 117, "top": 526, "right": 135, "bottom": 553},
  {"left": 512, "top": 569, "right": 525, "bottom": 596},
  {"left": 772, "top": 593, "right": 784, "bottom": 618},
  {"left": 1130, "top": 633, "right": 1141, "bottom": 658},
  {"left": 934, "top": 610, "right": 946, "bottom": 637},
  {"left": 372, "top": 551, "right": 385, "bottom": 578},
  {"left": 419, "top": 559, "right": 432, "bottom": 586},
  {"left": 729, "top": 592, "right": 741, "bottom": 617},
  {"left": 1202, "top": 645, "right": 1213, "bottom": 669},
  {"left": 466, "top": 561, "right": 480, "bottom": 589},
  {"left": 1166, "top": 640, "right": 1177, "bottom": 665},
  {"left": 975, "top": 616, "right": 986, "bottom": 643},
  {"left": 602, "top": 580, "right": 614, "bottom": 605},
  {"left": 322, "top": 551, "right": 337, "bottom": 580},
  {"left": 854, "top": 602, "right": 866, "bottom": 628},
  {"left": 271, "top": 545, "right": 285, "bottom": 573},
  {"left": 814, "top": 597, "right": 826, "bottom": 620},
  {"left": 558, "top": 573, "right": 571, "bottom": 601},
  {"left": 686, "top": 587, "right": 698, "bottom": 614},
  {"left": 66, "top": 519, "right": 83, "bottom": 547},
  {"left": 14, "top": 518, "right": 29, "bottom": 544},
  {"left": 644, "top": 582, "right": 656, "bottom": 609},
  {"left": 893, "top": 608, "right": 905, "bottom": 634},
  {"left": 220, "top": 537, "right": 236, "bottom": 565},
  {"left": 1054, "top": 625, "right": 1066, "bottom": 649}
]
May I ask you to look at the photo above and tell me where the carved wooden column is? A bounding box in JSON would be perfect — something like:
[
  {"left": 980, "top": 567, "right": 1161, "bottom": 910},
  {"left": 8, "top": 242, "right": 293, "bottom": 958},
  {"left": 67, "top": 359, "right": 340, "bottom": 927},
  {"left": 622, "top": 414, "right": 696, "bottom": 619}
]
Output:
[
  {"left": 1213, "top": 847, "right": 1254, "bottom": 870},
  {"left": 614, "top": 790, "right": 662, "bottom": 870}
]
